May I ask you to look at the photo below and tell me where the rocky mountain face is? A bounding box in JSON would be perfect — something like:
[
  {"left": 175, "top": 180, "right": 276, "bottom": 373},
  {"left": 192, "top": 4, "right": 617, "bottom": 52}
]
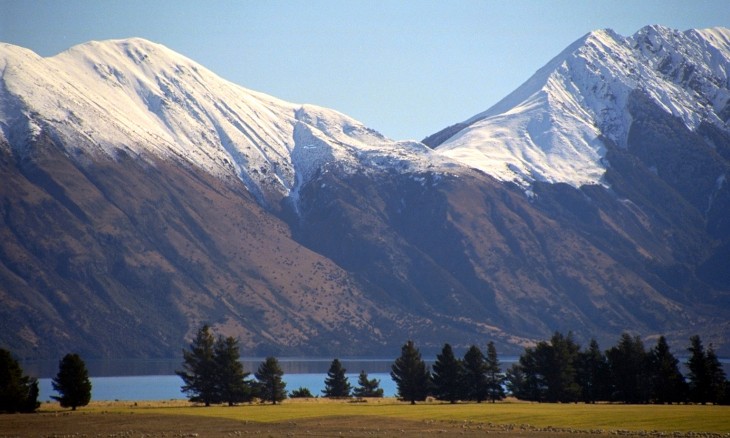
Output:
[
  {"left": 423, "top": 25, "right": 730, "bottom": 353},
  {"left": 1, "top": 26, "right": 729, "bottom": 359}
]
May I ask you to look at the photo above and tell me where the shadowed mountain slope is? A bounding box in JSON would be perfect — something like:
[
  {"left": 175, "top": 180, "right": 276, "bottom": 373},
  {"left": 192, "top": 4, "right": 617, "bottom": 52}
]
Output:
[{"left": 1, "top": 28, "right": 729, "bottom": 358}]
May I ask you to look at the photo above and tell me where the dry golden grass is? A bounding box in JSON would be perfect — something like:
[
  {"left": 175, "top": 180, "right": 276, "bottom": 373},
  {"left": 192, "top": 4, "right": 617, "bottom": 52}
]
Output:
[{"left": 1, "top": 398, "right": 728, "bottom": 437}]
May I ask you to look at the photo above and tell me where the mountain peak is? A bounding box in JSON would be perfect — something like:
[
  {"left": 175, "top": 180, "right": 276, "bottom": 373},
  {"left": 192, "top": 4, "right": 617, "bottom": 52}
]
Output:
[
  {"left": 57, "top": 37, "right": 192, "bottom": 70},
  {"left": 585, "top": 27, "right": 623, "bottom": 42},
  {"left": 1, "top": 38, "right": 449, "bottom": 210},
  {"left": 430, "top": 26, "right": 730, "bottom": 189}
]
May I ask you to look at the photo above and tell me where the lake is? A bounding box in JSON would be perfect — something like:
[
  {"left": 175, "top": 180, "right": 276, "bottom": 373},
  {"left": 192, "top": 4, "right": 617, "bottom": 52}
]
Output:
[
  {"left": 36, "top": 373, "right": 398, "bottom": 401},
  {"left": 25, "top": 356, "right": 727, "bottom": 402},
  {"left": 28, "top": 358, "right": 404, "bottom": 401}
]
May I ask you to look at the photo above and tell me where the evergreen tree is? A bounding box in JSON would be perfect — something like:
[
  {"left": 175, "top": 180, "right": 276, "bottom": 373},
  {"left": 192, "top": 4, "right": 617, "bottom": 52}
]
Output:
[
  {"left": 606, "top": 333, "right": 650, "bottom": 403},
  {"left": 52, "top": 353, "right": 92, "bottom": 410},
  {"left": 544, "top": 332, "right": 581, "bottom": 403},
  {"left": 706, "top": 344, "right": 727, "bottom": 404},
  {"left": 25, "top": 376, "right": 39, "bottom": 412},
  {"left": 505, "top": 362, "right": 528, "bottom": 399},
  {"left": 687, "top": 335, "right": 711, "bottom": 404},
  {"left": 510, "top": 346, "right": 547, "bottom": 401},
  {"left": 721, "top": 385, "right": 730, "bottom": 405},
  {"left": 289, "top": 387, "right": 314, "bottom": 398},
  {"left": 686, "top": 337, "right": 729, "bottom": 405},
  {"left": 391, "top": 340, "right": 430, "bottom": 404},
  {"left": 485, "top": 341, "right": 505, "bottom": 403},
  {"left": 0, "top": 348, "right": 40, "bottom": 413},
  {"left": 322, "top": 358, "right": 351, "bottom": 398},
  {"left": 577, "top": 339, "right": 610, "bottom": 403},
  {"left": 353, "top": 370, "right": 384, "bottom": 398},
  {"left": 431, "top": 343, "right": 464, "bottom": 403},
  {"left": 176, "top": 325, "right": 218, "bottom": 406},
  {"left": 214, "top": 335, "right": 254, "bottom": 405},
  {"left": 462, "top": 345, "right": 488, "bottom": 403},
  {"left": 511, "top": 333, "right": 581, "bottom": 403},
  {"left": 255, "top": 356, "right": 286, "bottom": 404},
  {"left": 649, "top": 336, "right": 687, "bottom": 404}
]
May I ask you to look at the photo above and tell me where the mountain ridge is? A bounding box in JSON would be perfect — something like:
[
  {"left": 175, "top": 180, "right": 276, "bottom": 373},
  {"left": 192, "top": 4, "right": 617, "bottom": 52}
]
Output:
[
  {"left": 1, "top": 38, "right": 450, "bottom": 212},
  {"left": 1, "top": 27, "right": 729, "bottom": 359},
  {"left": 426, "top": 25, "right": 730, "bottom": 190}
]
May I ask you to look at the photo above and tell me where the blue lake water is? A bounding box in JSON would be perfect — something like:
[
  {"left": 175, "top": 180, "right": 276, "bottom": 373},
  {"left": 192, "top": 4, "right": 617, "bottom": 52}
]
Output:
[
  {"left": 27, "top": 358, "right": 403, "bottom": 401},
  {"left": 37, "top": 373, "right": 397, "bottom": 401},
  {"left": 25, "top": 356, "right": 727, "bottom": 402}
]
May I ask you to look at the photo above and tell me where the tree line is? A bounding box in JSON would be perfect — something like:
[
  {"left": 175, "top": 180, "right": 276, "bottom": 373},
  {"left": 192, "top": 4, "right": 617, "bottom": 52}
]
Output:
[
  {"left": 1, "top": 349, "right": 92, "bottom": 413},
  {"left": 3, "top": 328, "right": 726, "bottom": 412},
  {"left": 176, "top": 325, "right": 385, "bottom": 405},
  {"left": 390, "top": 340, "right": 506, "bottom": 404},
  {"left": 506, "top": 332, "right": 728, "bottom": 404},
  {"left": 178, "top": 327, "right": 729, "bottom": 406},
  {"left": 389, "top": 333, "right": 729, "bottom": 405}
]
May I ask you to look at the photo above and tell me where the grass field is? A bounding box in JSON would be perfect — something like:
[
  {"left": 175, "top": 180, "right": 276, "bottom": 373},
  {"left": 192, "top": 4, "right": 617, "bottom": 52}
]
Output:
[{"left": 2, "top": 398, "right": 729, "bottom": 437}]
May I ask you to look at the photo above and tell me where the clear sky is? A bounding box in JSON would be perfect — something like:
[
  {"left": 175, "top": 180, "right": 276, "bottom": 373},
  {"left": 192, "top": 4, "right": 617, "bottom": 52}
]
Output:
[{"left": 2, "top": 0, "right": 729, "bottom": 140}]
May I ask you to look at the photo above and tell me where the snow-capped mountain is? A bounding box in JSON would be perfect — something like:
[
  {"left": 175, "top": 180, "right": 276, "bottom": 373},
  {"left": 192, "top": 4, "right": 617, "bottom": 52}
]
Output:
[
  {"left": 427, "top": 26, "right": 730, "bottom": 188},
  {"left": 0, "top": 38, "right": 444, "bottom": 210},
  {"left": 2, "top": 30, "right": 729, "bottom": 359}
]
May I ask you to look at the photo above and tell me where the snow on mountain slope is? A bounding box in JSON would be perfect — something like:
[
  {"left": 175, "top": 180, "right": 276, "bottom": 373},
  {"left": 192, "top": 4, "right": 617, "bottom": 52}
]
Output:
[
  {"left": 433, "top": 26, "right": 730, "bottom": 188},
  {"left": 0, "top": 38, "right": 445, "bottom": 209}
]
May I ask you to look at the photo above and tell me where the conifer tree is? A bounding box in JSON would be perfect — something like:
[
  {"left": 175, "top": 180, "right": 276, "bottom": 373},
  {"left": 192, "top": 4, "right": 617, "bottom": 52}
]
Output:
[
  {"left": 214, "top": 335, "right": 254, "bottom": 405},
  {"left": 322, "top": 358, "right": 351, "bottom": 398},
  {"left": 176, "top": 325, "right": 218, "bottom": 406},
  {"left": 687, "top": 335, "right": 711, "bottom": 404},
  {"left": 485, "top": 341, "right": 505, "bottom": 402},
  {"left": 649, "top": 336, "right": 687, "bottom": 404},
  {"left": 289, "top": 387, "right": 314, "bottom": 398},
  {"left": 686, "top": 336, "right": 729, "bottom": 405},
  {"left": 508, "top": 348, "right": 544, "bottom": 401},
  {"left": 544, "top": 332, "right": 581, "bottom": 403},
  {"left": 255, "top": 356, "right": 286, "bottom": 404},
  {"left": 0, "top": 348, "right": 40, "bottom": 413},
  {"left": 577, "top": 339, "right": 610, "bottom": 403},
  {"left": 505, "top": 363, "right": 524, "bottom": 398},
  {"left": 353, "top": 370, "right": 384, "bottom": 398},
  {"left": 52, "top": 353, "right": 92, "bottom": 410},
  {"left": 391, "top": 340, "right": 430, "bottom": 404},
  {"left": 462, "top": 345, "right": 488, "bottom": 402},
  {"left": 432, "top": 343, "right": 464, "bottom": 403},
  {"left": 606, "top": 333, "right": 650, "bottom": 403},
  {"left": 510, "top": 333, "right": 582, "bottom": 403},
  {"left": 706, "top": 344, "right": 727, "bottom": 404}
]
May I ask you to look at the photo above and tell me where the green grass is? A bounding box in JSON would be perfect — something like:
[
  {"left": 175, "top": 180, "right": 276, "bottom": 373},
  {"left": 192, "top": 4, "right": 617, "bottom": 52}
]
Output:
[{"left": 72, "top": 398, "right": 730, "bottom": 434}]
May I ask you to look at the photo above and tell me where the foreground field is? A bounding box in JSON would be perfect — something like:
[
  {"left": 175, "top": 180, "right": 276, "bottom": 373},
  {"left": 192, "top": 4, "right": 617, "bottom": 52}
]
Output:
[{"left": 2, "top": 398, "right": 729, "bottom": 437}]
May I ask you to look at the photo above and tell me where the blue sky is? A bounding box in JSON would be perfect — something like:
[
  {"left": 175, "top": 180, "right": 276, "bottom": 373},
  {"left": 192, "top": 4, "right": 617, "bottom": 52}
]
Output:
[{"left": 2, "top": 0, "right": 728, "bottom": 140}]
